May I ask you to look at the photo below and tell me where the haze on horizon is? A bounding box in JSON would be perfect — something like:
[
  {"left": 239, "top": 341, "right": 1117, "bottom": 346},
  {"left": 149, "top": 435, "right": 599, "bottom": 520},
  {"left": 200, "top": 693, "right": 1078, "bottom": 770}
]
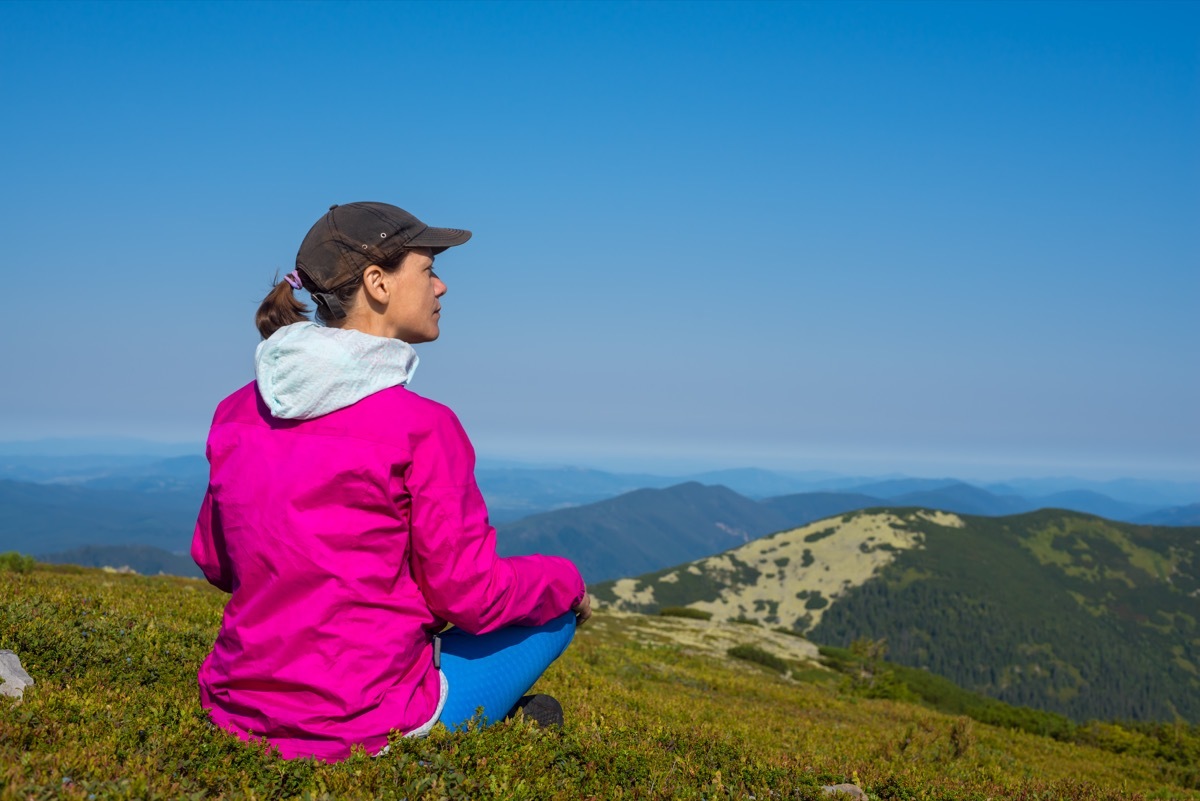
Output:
[{"left": 0, "top": 1, "right": 1196, "bottom": 483}]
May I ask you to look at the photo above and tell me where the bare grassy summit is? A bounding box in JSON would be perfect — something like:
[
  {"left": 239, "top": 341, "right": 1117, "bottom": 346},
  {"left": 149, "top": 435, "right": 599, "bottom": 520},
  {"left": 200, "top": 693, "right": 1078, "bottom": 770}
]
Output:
[{"left": 597, "top": 509, "right": 962, "bottom": 629}]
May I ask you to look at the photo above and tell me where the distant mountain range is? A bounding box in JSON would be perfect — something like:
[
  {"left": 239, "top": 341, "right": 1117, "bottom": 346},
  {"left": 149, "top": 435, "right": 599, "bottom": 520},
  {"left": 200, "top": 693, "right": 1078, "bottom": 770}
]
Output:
[
  {"left": 495, "top": 483, "right": 890, "bottom": 581},
  {"left": 498, "top": 480, "right": 1200, "bottom": 582},
  {"left": 0, "top": 443, "right": 1197, "bottom": 581},
  {"left": 0, "top": 479, "right": 201, "bottom": 555},
  {"left": 1138, "top": 502, "right": 1200, "bottom": 526},
  {"left": 591, "top": 508, "right": 1200, "bottom": 725},
  {"left": 497, "top": 482, "right": 792, "bottom": 582},
  {"left": 38, "top": 544, "right": 202, "bottom": 578}
]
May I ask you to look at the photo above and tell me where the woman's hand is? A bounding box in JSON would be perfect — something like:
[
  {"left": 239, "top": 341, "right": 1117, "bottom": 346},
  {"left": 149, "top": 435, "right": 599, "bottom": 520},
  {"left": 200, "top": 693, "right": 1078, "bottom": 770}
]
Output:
[{"left": 572, "top": 592, "right": 592, "bottom": 626}]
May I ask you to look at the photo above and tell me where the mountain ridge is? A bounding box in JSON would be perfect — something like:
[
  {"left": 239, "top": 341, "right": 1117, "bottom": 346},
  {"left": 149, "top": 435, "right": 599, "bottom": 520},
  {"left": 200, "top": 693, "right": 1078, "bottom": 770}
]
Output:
[
  {"left": 6, "top": 468, "right": 1198, "bottom": 582},
  {"left": 591, "top": 507, "right": 1200, "bottom": 724},
  {"left": 497, "top": 481, "right": 1200, "bottom": 582}
]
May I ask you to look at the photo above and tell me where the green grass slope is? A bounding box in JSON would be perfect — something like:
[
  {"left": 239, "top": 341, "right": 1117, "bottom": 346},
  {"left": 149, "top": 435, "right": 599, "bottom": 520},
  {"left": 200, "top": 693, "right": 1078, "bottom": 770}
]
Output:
[
  {"left": 592, "top": 508, "right": 1200, "bottom": 725},
  {"left": 3, "top": 563, "right": 1200, "bottom": 799}
]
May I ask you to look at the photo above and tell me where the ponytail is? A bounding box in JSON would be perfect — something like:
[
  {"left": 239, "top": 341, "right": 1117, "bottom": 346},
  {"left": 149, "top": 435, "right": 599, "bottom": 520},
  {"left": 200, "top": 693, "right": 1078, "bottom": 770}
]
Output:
[
  {"left": 255, "top": 273, "right": 310, "bottom": 339},
  {"left": 255, "top": 253, "right": 409, "bottom": 338}
]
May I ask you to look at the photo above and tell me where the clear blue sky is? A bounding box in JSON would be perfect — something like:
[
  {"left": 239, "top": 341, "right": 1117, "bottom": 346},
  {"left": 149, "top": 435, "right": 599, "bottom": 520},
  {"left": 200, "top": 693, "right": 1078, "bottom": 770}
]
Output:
[{"left": 1, "top": 1, "right": 1196, "bottom": 479}]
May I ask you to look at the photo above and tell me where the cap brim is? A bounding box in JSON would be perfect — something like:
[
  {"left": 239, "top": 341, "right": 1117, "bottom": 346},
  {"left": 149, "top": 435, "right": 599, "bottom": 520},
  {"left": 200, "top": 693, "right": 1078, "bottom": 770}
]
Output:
[{"left": 408, "top": 226, "right": 472, "bottom": 252}]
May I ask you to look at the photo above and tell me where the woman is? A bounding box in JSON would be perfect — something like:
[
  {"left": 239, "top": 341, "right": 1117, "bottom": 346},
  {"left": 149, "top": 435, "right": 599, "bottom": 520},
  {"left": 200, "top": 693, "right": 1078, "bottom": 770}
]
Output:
[{"left": 191, "top": 202, "right": 590, "bottom": 762}]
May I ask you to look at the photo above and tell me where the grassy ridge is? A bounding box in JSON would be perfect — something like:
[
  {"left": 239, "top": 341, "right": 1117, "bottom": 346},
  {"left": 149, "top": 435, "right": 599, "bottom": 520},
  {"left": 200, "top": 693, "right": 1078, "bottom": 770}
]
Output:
[
  {"left": 2, "top": 565, "right": 1198, "bottom": 799},
  {"left": 593, "top": 509, "right": 1200, "bottom": 725}
]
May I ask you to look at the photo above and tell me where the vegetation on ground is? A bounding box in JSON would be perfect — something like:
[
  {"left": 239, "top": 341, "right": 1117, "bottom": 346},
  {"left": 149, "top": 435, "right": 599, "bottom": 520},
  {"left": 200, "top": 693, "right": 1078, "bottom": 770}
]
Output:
[
  {"left": 818, "top": 640, "right": 1200, "bottom": 789},
  {"left": 0, "top": 552, "right": 34, "bottom": 574},
  {"left": 3, "top": 563, "right": 1199, "bottom": 799},
  {"left": 727, "top": 644, "right": 790, "bottom": 675},
  {"left": 658, "top": 606, "right": 712, "bottom": 621}
]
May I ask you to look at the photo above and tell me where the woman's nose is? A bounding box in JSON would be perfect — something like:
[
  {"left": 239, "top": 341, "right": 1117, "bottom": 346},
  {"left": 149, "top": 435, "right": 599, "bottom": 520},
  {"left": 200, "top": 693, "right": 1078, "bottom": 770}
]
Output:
[{"left": 434, "top": 277, "right": 447, "bottom": 297}]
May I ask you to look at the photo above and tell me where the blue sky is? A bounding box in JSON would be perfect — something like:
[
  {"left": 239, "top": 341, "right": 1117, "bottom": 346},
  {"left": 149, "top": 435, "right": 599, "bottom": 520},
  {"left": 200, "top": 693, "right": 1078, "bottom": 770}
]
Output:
[{"left": 1, "top": 1, "right": 1196, "bottom": 479}]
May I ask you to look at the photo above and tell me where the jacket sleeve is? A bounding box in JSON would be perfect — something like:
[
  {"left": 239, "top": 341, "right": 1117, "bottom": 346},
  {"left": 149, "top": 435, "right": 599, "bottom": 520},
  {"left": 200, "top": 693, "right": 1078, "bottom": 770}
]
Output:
[
  {"left": 191, "top": 484, "right": 234, "bottom": 593},
  {"left": 406, "top": 406, "right": 586, "bottom": 635}
]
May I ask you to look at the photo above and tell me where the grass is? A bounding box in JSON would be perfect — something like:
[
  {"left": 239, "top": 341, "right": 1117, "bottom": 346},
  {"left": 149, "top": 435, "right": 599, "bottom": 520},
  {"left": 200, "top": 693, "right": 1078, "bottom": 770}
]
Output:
[{"left": 2, "top": 564, "right": 1199, "bottom": 799}]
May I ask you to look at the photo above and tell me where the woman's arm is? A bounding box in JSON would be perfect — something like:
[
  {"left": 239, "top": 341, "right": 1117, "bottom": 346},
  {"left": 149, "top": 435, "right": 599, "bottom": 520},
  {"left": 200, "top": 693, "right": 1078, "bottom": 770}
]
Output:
[
  {"left": 406, "top": 405, "right": 586, "bottom": 635},
  {"left": 191, "top": 486, "right": 234, "bottom": 593}
]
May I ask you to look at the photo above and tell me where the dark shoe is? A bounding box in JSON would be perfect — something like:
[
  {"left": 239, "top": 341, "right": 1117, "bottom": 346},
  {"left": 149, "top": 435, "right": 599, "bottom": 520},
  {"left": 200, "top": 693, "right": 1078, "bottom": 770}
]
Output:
[{"left": 507, "top": 694, "right": 564, "bottom": 728}]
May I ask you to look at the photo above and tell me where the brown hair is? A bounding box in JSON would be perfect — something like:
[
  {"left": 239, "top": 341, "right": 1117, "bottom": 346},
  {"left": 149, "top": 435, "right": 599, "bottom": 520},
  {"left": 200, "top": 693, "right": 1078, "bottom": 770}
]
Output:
[
  {"left": 255, "top": 275, "right": 309, "bottom": 339},
  {"left": 254, "top": 254, "right": 408, "bottom": 340}
]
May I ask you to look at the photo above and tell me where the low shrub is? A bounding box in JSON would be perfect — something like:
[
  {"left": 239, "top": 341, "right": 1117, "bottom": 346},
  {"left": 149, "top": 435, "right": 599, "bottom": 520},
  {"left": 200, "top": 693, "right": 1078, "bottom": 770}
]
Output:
[
  {"left": 790, "top": 666, "right": 838, "bottom": 684},
  {"left": 0, "top": 552, "right": 35, "bottom": 574},
  {"left": 772, "top": 626, "right": 807, "bottom": 639},
  {"left": 659, "top": 606, "right": 713, "bottom": 621},
  {"left": 728, "top": 644, "right": 790, "bottom": 674}
]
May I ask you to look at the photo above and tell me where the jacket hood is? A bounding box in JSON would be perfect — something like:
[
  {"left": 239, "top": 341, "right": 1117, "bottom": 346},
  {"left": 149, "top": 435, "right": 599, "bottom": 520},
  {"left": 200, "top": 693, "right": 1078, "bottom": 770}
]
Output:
[{"left": 254, "top": 322, "right": 419, "bottom": 420}]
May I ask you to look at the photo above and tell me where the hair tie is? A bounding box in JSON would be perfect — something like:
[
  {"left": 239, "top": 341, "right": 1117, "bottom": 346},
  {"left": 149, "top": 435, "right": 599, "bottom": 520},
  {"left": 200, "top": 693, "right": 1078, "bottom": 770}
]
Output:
[{"left": 284, "top": 270, "right": 303, "bottom": 290}]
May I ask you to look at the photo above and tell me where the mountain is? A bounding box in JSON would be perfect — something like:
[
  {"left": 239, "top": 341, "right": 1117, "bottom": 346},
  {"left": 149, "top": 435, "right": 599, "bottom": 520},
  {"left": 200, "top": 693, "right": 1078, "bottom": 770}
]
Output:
[
  {"left": 39, "top": 544, "right": 202, "bottom": 578},
  {"left": 496, "top": 482, "right": 799, "bottom": 582},
  {"left": 0, "top": 439, "right": 201, "bottom": 486},
  {"left": 70, "top": 455, "right": 209, "bottom": 493},
  {"left": 592, "top": 508, "right": 1200, "bottom": 724},
  {"left": 771, "top": 482, "right": 1151, "bottom": 521},
  {"left": 1030, "top": 490, "right": 1157, "bottom": 522},
  {"left": 477, "top": 466, "right": 862, "bottom": 519},
  {"left": 474, "top": 466, "right": 673, "bottom": 521},
  {"left": 0, "top": 479, "right": 199, "bottom": 554},
  {"left": 4, "top": 449, "right": 1195, "bottom": 582},
  {"left": 888, "top": 482, "right": 1032, "bottom": 516},
  {"left": 0, "top": 472, "right": 900, "bottom": 578},
  {"left": 503, "top": 479, "right": 1195, "bottom": 583},
  {"left": 0, "top": 453, "right": 187, "bottom": 485},
  {"left": 842, "top": 477, "right": 962, "bottom": 498},
  {"left": 679, "top": 468, "right": 843, "bottom": 498},
  {"left": 0, "top": 437, "right": 198, "bottom": 457},
  {"left": 1136, "top": 502, "right": 1200, "bottom": 527},
  {"left": 875, "top": 483, "right": 1174, "bottom": 524},
  {"left": 592, "top": 507, "right": 944, "bottom": 626},
  {"left": 759, "top": 491, "right": 886, "bottom": 525},
  {"left": 983, "top": 477, "right": 1200, "bottom": 508}
]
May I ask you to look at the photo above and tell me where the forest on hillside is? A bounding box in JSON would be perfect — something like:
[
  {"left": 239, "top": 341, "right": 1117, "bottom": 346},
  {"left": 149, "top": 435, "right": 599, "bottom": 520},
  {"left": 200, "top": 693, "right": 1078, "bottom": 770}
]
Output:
[{"left": 811, "top": 511, "right": 1200, "bottom": 723}]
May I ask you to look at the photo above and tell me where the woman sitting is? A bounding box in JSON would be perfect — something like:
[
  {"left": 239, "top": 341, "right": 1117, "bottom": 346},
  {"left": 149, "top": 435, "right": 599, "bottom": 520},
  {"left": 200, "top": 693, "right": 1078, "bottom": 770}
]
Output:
[{"left": 192, "top": 201, "right": 590, "bottom": 762}]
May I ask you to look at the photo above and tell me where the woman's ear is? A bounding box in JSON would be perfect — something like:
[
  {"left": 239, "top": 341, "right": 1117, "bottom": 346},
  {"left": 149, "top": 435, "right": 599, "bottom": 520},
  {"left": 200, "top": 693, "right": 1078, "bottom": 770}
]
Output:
[{"left": 361, "top": 264, "right": 389, "bottom": 304}]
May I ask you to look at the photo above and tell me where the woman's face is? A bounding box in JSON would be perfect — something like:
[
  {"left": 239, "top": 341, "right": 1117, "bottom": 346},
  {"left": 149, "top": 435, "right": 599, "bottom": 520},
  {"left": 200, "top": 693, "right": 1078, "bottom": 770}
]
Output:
[{"left": 379, "top": 247, "right": 447, "bottom": 343}]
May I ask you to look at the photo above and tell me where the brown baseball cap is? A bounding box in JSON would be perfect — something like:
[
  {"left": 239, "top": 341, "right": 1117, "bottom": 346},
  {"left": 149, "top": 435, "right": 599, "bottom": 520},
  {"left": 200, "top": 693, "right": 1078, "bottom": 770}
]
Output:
[{"left": 295, "top": 202, "right": 471, "bottom": 314}]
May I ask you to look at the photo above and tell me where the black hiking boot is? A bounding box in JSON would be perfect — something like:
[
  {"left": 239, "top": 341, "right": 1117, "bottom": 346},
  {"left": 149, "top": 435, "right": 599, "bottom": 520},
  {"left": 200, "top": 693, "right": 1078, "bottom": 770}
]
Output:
[{"left": 507, "top": 694, "right": 564, "bottom": 728}]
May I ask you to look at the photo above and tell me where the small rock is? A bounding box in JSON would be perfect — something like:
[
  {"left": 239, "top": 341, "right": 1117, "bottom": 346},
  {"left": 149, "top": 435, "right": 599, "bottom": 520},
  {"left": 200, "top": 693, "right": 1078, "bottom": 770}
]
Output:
[
  {"left": 0, "top": 649, "right": 35, "bottom": 699},
  {"left": 821, "top": 784, "right": 867, "bottom": 800}
]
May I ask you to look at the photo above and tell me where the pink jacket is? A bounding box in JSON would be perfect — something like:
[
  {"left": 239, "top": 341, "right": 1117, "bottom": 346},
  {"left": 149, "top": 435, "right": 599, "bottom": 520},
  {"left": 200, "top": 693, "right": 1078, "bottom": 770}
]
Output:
[{"left": 191, "top": 375, "right": 585, "bottom": 761}]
